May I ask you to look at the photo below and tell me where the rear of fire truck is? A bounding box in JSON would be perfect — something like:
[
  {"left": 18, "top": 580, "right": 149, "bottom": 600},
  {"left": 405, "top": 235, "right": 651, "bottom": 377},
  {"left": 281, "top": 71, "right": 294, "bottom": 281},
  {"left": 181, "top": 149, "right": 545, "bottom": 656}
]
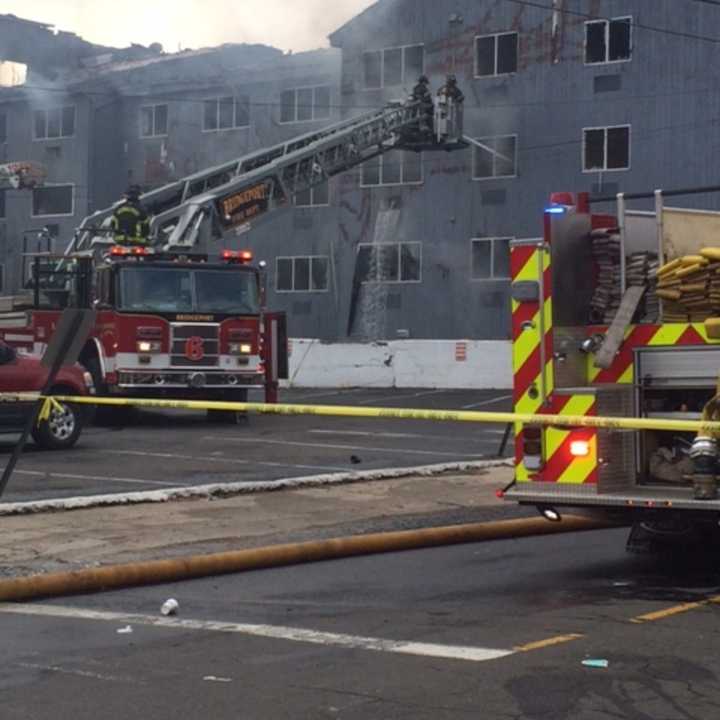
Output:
[{"left": 504, "top": 189, "right": 720, "bottom": 546}]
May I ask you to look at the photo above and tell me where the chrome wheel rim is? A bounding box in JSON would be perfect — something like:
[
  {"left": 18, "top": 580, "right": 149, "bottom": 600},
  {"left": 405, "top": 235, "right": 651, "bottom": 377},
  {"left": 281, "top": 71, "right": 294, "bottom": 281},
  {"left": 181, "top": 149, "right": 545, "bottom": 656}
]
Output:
[{"left": 47, "top": 404, "right": 76, "bottom": 441}]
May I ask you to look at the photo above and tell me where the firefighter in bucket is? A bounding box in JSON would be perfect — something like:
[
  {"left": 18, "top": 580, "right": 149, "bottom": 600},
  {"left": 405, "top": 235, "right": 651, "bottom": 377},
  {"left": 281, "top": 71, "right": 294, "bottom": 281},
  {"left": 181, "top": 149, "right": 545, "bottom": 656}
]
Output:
[{"left": 110, "top": 185, "right": 151, "bottom": 247}]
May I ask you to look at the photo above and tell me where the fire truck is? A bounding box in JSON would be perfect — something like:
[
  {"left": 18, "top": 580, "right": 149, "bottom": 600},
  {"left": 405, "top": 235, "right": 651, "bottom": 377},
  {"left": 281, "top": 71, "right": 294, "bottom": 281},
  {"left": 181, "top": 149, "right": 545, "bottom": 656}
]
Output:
[
  {"left": 0, "top": 78, "right": 468, "bottom": 420},
  {"left": 504, "top": 187, "right": 720, "bottom": 548}
]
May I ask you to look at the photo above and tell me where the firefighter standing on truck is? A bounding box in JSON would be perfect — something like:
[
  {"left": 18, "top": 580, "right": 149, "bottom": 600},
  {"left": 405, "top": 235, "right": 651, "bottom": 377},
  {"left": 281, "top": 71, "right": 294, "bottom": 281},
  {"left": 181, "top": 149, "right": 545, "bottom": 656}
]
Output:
[{"left": 110, "top": 185, "right": 150, "bottom": 246}]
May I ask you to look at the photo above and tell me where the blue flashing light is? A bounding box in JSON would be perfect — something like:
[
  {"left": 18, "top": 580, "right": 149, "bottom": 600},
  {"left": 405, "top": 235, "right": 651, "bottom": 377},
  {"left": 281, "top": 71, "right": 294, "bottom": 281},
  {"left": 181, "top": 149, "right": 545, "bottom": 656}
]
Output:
[{"left": 545, "top": 205, "right": 567, "bottom": 215}]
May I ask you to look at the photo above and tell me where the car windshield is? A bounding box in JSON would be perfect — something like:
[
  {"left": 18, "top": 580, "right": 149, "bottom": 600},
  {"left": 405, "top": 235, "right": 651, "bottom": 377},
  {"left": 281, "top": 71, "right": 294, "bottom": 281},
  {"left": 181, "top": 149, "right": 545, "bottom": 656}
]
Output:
[{"left": 119, "top": 267, "right": 259, "bottom": 314}]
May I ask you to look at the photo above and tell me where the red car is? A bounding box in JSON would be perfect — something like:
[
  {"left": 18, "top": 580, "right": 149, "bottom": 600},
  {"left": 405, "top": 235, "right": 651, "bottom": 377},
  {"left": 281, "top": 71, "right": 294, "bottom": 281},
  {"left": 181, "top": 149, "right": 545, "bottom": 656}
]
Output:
[{"left": 0, "top": 341, "right": 94, "bottom": 449}]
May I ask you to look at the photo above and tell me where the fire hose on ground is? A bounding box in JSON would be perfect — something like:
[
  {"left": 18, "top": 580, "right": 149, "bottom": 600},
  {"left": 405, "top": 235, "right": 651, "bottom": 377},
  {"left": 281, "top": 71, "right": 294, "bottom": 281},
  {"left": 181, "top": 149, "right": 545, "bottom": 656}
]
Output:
[{"left": 0, "top": 515, "right": 615, "bottom": 603}]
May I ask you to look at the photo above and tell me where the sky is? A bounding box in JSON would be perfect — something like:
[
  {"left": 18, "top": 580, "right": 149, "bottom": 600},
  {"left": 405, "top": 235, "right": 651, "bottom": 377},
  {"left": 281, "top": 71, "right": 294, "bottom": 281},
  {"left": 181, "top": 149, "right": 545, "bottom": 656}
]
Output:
[{"left": 2, "top": 0, "right": 377, "bottom": 53}]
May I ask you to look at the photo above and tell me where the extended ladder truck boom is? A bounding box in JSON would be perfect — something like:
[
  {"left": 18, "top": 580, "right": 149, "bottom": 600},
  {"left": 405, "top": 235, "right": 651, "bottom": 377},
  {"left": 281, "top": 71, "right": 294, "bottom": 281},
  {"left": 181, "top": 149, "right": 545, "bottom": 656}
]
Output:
[{"left": 69, "top": 76, "right": 468, "bottom": 254}]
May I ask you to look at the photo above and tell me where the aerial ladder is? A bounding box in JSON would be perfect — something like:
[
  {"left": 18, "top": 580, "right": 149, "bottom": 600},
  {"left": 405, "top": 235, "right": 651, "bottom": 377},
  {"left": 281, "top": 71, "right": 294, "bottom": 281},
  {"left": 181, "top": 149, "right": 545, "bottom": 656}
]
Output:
[{"left": 67, "top": 76, "right": 469, "bottom": 255}]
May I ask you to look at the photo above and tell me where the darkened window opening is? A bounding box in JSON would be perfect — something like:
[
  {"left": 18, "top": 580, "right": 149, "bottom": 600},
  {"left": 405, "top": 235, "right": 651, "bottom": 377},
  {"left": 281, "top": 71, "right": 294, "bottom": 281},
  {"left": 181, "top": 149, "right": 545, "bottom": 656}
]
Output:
[
  {"left": 475, "top": 33, "right": 518, "bottom": 77},
  {"left": 586, "top": 18, "right": 631, "bottom": 64},
  {"left": 583, "top": 126, "right": 630, "bottom": 171},
  {"left": 357, "top": 242, "right": 421, "bottom": 283},
  {"left": 471, "top": 238, "right": 511, "bottom": 280}
]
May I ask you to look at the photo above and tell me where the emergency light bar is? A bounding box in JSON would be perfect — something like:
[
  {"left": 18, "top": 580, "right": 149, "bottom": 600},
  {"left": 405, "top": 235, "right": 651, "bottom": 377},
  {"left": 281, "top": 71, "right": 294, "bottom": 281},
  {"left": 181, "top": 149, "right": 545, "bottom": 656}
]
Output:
[
  {"left": 110, "top": 245, "right": 153, "bottom": 257},
  {"left": 221, "top": 249, "right": 253, "bottom": 264}
]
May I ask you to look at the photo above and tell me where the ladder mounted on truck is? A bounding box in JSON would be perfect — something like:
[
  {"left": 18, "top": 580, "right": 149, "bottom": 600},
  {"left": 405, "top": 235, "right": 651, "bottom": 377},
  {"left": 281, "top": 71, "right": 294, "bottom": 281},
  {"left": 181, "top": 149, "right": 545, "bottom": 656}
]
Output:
[{"left": 68, "top": 76, "right": 467, "bottom": 255}]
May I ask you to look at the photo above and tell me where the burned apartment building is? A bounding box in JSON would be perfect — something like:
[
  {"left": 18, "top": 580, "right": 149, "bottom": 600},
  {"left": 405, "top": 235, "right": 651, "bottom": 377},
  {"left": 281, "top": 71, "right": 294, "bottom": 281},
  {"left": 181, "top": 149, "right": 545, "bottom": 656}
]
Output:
[
  {"left": 2, "top": 2, "right": 719, "bottom": 342},
  {"left": 0, "top": 12, "right": 341, "bottom": 341}
]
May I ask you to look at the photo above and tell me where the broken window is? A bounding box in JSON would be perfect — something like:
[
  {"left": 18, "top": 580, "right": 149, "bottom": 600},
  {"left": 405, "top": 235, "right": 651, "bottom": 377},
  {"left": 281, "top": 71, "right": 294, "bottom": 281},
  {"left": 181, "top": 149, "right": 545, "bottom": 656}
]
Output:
[
  {"left": 33, "top": 106, "right": 75, "bottom": 140},
  {"left": 140, "top": 104, "right": 168, "bottom": 138},
  {"left": 275, "top": 256, "right": 329, "bottom": 292},
  {"left": 357, "top": 243, "right": 422, "bottom": 283},
  {"left": 472, "top": 135, "right": 518, "bottom": 179},
  {"left": 32, "top": 185, "right": 73, "bottom": 217},
  {"left": 363, "top": 44, "right": 424, "bottom": 88},
  {"left": 585, "top": 17, "right": 632, "bottom": 64},
  {"left": 583, "top": 125, "right": 630, "bottom": 171},
  {"left": 475, "top": 33, "right": 518, "bottom": 77},
  {"left": 471, "top": 238, "right": 512, "bottom": 280},
  {"left": 364, "top": 51, "right": 382, "bottom": 89},
  {"left": 280, "top": 87, "right": 332, "bottom": 123},
  {"left": 361, "top": 152, "right": 423, "bottom": 186}
]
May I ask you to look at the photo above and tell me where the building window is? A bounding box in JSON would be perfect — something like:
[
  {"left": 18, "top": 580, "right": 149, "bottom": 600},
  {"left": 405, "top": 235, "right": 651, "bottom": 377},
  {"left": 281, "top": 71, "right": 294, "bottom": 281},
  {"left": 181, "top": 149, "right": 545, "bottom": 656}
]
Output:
[
  {"left": 33, "top": 106, "right": 75, "bottom": 140},
  {"left": 357, "top": 242, "right": 421, "bottom": 283},
  {"left": 294, "top": 182, "right": 329, "bottom": 207},
  {"left": 360, "top": 152, "right": 422, "bottom": 187},
  {"left": 140, "top": 104, "right": 168, "bottom": 138},
  {"left": 471, "top": 238, "right": 511, "bottom": 280},
  {"left": 0, "top": 113, "right": 6, "bottom": 143},
  {"left": 0, "top": 190, "right": 5, "bottom": 219},
  {"left": 472, "top": 135, "right": 517, "bottom": 179},
  {"left": 583, "top": 125, "right": 630, "bottom": 172},
  {"left": 203, "top": 96, "right": 250, "bottom": 131},
  {"left": 31, "top": 184, "right": 74, "bottom": 217},
  {"left": 276, "top": 256, "right": 329, "bottom": 292},
  {"left": 363, "top": 44, "right": 424, "bottom": 89},
  {"left": 475, "top": 33, "right": 518, "bottom": 77},
  {"left": 280, "top": 86, "right": 331, "bottom": 124},
  {"left": 585, "top": 17, "right": 632, "bottom": 64}
]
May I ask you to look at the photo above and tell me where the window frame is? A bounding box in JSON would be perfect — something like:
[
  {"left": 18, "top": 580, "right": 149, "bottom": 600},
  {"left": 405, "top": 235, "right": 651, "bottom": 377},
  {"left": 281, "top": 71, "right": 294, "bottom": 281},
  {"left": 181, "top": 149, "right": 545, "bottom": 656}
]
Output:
[
  {"left": 278, "top": 86, "right": 332, "bottom": 125},
  {"left": 474, "top": 32, "right": 519, "bottom": 78},
  {"left": 294, "top": 182, "right": 330, "bottom": 208},
  {"left": 362, "top": 43, "right": 425, "bottom": 89},
  {"left": 31, "top": 183, "right": 75, "bottom": 218},
  {"left": 356, "top": 241, "right": 423, "bottom": 284},
  {"left": 470, "top": 237, "right": 513, "bottom": 282},
  {"left": 471, "top": 135, "right": 518, "bottom": 180},
  {"left": 139, "top": 103, "right": 169, "bottom": 139},
  {"left": 584, "top": 16, "right": 633, "bottom": 65},
  {"left": 275, "top": 255, "right": 330, "bottom": 293},
  {"left": 32, "top": 105, "right": 76, "bottom": 141},
  {"left": 202, "top": 95, "right": 250, "bottom": 133},
  {"left": 359, "top": 152, "right": 424, "bottom": 188},
  {"left": 582, "top": 124, "right": 631, "bottom": 173}
]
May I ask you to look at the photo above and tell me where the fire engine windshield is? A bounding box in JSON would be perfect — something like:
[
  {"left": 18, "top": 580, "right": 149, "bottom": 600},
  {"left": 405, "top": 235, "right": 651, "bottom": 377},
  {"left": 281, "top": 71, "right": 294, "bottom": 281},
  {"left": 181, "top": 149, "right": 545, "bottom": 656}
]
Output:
[{"left": 118, "top": 267, "right": 259, "bottom": 314}]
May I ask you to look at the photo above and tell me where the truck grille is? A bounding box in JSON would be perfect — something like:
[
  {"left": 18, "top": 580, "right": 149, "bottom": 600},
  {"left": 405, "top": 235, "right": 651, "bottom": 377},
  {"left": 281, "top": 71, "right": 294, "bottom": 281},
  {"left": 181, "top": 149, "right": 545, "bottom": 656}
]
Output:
[{"left": 170, "top": 323, "right": 219, "bottom": 367}]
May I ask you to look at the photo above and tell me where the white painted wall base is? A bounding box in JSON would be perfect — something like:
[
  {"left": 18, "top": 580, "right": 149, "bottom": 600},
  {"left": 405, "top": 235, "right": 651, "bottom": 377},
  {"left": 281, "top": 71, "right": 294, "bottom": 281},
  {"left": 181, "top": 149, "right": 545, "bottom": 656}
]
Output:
[{"left": 284, "top": 339, "right": 512, "bottom": 390}]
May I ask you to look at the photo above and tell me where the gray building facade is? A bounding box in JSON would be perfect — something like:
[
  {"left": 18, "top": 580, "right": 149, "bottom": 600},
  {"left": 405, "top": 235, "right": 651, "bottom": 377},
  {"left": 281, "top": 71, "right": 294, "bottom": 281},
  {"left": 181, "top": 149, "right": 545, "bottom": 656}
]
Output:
[{"left": 2, "top": 2, "right": 719, "bottom": 342}]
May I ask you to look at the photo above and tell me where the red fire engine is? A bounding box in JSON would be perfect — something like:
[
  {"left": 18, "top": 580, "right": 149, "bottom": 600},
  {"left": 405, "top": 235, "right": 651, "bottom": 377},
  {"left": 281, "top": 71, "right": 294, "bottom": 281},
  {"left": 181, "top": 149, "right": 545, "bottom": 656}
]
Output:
[
  {"left": 504, "top": 187, "right": 720, "bottom": 548},
  {"left": 0, "top": 78, "right": 468, "bottom": 420}
]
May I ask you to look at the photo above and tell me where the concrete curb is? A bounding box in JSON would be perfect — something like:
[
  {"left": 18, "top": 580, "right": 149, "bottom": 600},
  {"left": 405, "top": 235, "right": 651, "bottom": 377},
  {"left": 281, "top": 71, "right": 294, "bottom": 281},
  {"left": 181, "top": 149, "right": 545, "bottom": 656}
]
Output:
[{"left": 0, "top": 458, "right": 513, "bottom": 516}]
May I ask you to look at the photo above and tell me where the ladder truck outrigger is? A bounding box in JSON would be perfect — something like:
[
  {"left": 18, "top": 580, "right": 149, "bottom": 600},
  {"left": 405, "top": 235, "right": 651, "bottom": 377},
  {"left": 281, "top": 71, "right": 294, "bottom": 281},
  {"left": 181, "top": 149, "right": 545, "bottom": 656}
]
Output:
[
  {"left": 0, "top": 77, "right": 468, "bottom": 422},
  {"left": 504, "top": 187, "right": 720, "bottom": 550}
]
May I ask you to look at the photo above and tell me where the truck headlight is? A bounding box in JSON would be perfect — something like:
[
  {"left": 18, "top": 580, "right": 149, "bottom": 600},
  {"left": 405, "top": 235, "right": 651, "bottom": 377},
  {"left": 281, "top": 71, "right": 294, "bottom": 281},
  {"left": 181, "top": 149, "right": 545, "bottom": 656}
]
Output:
[
  {"left": 229, "top": 343, "right": 252, "bottom": 355},
  {"left": 137, "top": 341, "right": 161, "bottom": 353}
]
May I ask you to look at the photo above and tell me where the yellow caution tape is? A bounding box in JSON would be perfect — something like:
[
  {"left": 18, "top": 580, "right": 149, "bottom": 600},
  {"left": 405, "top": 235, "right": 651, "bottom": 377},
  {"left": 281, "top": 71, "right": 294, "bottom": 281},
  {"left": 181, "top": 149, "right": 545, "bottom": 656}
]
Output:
[
  {"left": 36, "top": 396, "right": 65, "bottom": 427},
  {"left": 15, "top": 394, "right": 719, "bottom": 435}
]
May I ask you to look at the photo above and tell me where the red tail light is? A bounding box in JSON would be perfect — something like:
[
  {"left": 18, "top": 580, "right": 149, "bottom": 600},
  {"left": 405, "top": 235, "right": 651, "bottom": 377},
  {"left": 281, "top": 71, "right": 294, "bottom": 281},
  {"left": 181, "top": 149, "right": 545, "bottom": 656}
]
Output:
[{"left": 222, "top": 249, "right": 253, "bottom": 264}]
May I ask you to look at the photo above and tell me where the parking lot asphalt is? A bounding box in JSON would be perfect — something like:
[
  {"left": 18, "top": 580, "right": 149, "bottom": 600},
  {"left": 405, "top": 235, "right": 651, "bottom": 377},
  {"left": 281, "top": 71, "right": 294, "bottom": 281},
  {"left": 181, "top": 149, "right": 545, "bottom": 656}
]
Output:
[
  {"left": 3, "top": 528, "right": 720, "bottom": 719},
  {"left": 0, "top": 388, "right": 513, "bottom": 503}
]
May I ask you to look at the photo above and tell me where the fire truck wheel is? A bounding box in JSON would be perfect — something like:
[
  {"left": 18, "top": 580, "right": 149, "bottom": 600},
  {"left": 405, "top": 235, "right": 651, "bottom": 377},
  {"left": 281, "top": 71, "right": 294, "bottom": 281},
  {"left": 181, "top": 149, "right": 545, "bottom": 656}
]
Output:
[
  {"left": 31, "top": 399, "right": 83, "bottom": 450},
  {"left": 206, "top": 390, "right": 248, "bottom": 425}
]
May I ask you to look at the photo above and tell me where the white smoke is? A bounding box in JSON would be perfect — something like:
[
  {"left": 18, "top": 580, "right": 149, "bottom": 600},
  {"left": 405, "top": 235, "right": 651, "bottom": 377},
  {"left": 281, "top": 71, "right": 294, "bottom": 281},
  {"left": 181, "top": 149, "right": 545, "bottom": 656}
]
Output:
[{"left": 1, "top": 0, "right": 377, "bottom": 52}]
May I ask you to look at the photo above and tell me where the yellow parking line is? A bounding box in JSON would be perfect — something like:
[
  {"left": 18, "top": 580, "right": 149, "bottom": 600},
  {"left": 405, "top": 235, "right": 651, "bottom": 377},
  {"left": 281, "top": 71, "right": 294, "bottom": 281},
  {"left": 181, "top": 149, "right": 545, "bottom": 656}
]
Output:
[
  {"left": 514, "top": 633, "right": 584, "bottom": 653},
  {"left": 630, "top": 595, "right": 720, "bottom": 624}
]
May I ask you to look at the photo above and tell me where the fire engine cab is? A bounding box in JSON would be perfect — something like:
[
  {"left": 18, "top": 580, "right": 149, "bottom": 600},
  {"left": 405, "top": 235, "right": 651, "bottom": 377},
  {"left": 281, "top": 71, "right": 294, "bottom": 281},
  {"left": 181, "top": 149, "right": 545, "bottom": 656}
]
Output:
[
  {"left": 1, "top": 247, "right": 284, "bottom": 421},
  {"left": 505, "top": 187, "right": 720, "bottom": 547}
]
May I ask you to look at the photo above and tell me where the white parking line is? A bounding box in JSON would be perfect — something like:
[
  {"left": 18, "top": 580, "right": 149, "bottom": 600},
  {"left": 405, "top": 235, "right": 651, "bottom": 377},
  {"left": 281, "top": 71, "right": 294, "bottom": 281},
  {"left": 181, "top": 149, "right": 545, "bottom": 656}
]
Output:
[
  {"left": 0, "top": 603, "right": 514, "bottom": 664},
  {"left": 308, "top": 429, "right": 506, "bottom": 440},
  {"left": 357, "top": 389, "right": 447, "bottom": 406},
  {"left": 11, "top": 469, "right": 178, "bottom": 487},
  {"left": 202, "top": 436, "right": 487, "bottom": 458},
  {"left": 461, "top": 394, "right": 514, "bottom": 410},
  {"left": 105, "top": 450, "right": 348, "bottom": 474}
]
